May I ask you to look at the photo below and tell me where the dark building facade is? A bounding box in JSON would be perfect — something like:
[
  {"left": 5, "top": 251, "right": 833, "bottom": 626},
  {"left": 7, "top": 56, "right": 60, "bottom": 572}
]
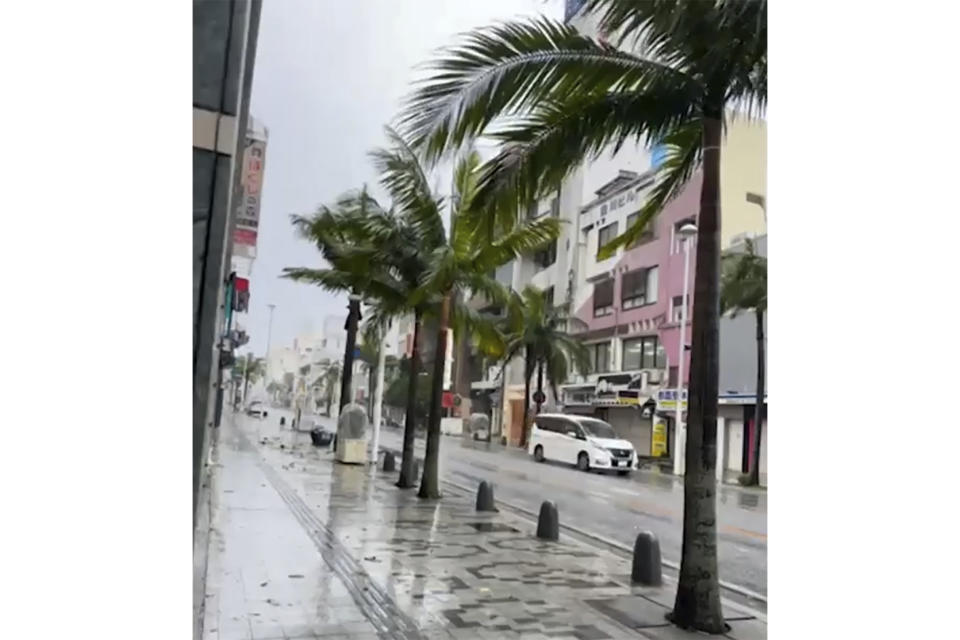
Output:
[{"left": 193, "top": 0, "right": 262, "bottom": 515}]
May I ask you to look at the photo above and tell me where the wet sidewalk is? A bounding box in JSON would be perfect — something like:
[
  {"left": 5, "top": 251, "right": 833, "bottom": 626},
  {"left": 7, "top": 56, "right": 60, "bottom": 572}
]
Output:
[{"left": 199, "top": 410, "right": 766, "bottom": 639}]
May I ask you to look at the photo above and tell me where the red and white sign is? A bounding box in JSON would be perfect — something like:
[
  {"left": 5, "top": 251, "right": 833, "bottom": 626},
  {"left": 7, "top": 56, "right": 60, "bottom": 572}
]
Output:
[{"left": 233, "top": 135, "right": 266, "bottom": 258}]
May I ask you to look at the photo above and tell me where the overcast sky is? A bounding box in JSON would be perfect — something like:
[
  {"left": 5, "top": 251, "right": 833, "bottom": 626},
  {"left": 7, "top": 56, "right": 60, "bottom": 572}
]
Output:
[{"left": 242, "top": 0, "right": 564, "bottom": 359}]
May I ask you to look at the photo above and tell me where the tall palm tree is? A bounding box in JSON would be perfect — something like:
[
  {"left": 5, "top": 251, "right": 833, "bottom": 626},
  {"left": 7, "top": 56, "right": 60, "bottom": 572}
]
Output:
[
  {"left": 720, "top": 237, "right": 766, "bottom": 487},
  {"left": 358, "top": 318, "right": 386, "bottom": 417},
  {"left": 499, "top": 286, "right": 589, "bottom": 447},
  {"left": 234, "top": 354, "right": 265, "bottom": 405},
  {"left": 400, "top": 1, "right": 765, "bottom": 630},
  {"left": 282, "top": 187, "right": 430, "bottom": 486},
  {"left": 315, "top": 361, "right": 342, "bottom": 417},
  {"left": 373, "top": 129, "right": 561, "bottom": 499}
]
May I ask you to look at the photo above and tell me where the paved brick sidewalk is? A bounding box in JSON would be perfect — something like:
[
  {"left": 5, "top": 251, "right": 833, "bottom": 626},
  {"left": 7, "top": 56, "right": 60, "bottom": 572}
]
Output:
[{"left": 199, "top": 411, "right": 765, "bottom": 639}]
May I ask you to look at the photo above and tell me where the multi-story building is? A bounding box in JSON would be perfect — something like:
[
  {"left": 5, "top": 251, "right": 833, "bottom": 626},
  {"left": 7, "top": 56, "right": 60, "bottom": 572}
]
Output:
[
  {"left": 717, "top": 234, "right": 767, "bottom": 486},
  {"left": 561, "top": 115, "right": 766, "bottom": 465},
  {"left": 472, "top": 0, "right": 768, "bottom": 467},
  {"left": 193, "top": 0, "right": 262, "bottom": 515}
]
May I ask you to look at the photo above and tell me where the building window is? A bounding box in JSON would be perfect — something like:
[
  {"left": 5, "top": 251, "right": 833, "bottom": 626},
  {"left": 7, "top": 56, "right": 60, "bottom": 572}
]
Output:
[
  {"left": 671, "top": 295, "right": 688, "bottom": 323},
  {"left": 526, "top": 201, "right": 539, "bottom": 219},
  {"left": 622, "top": 335, "right": 666, "bottom": 370},
  {"left": 589, "top": 341, "right": 611, "bottom": 373},
  {"left": 597, "top": 222, "right": 618, "bottom": 258},
  {"left": 550, "top": 197, "right": 559, "bottom": 217},
  {"left": 621, "top": 266, "right": 658, "bottom": 310},
  {"left": 672, "top": 217, "right": 697, "bottom": 254},
  {"left": 534, "top": 240, "right": 557, "bottom": 270},
  {"left": 625, "top": 212, "right": 656, "bottom": 248},
  {"left": 543, "top": 286, "right": 555, "bottom": 309},
  {"left": 593, "top": 278, "right": 614, "bottom": 317}
]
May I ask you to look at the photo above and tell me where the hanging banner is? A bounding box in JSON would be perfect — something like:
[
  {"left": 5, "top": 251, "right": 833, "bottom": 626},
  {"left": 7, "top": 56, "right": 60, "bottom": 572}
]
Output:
[{"left": 233, "top": 129, "right": 267, "bottom": 259}]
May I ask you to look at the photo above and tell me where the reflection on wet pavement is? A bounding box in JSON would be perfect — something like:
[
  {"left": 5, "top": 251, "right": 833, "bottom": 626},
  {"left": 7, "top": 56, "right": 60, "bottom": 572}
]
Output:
[{"left": 201, "top": 411, "right": 766, "bottom": 639}]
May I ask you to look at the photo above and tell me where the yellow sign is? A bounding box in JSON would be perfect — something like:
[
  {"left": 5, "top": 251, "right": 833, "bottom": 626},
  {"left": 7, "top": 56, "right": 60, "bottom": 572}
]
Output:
[{"left": 651, "top": 417, "right": 668, "bottom": 457}]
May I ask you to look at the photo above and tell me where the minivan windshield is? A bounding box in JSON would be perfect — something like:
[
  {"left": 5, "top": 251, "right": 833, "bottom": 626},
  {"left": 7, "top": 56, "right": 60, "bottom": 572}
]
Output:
[{"left": 577, "top": 418, "right": 618, "bottom": 440}]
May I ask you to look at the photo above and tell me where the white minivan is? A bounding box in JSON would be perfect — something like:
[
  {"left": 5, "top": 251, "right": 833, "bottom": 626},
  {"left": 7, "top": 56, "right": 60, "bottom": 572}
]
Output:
[{"left": 528, "top": 413, "right": 636, "bottom": 475}]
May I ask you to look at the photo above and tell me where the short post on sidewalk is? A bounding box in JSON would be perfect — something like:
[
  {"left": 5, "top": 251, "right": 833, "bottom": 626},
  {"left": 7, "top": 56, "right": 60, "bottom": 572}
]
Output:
[
  {"left": 631, "top": 531, "right": 662, "bottom": 586},
  {"left": 475, "top": 480, "right": 498, "bottom": 512},
  {"left": 536, "top": 500, "right": 559, "bottom": 541},
  {"left": 382, "top": 450, "right": 396, "bottom": 472}
]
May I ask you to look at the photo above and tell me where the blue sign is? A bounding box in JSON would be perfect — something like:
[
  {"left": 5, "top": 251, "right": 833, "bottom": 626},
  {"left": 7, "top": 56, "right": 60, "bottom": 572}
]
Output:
[{"left": 650, "top": 144, "right": 667, "bottom": 169}]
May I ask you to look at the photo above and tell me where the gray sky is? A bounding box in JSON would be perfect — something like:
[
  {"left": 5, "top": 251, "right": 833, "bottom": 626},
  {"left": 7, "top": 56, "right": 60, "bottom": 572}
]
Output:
[{"left": 243, "top": 0, "right": 563, "bottom": 359}]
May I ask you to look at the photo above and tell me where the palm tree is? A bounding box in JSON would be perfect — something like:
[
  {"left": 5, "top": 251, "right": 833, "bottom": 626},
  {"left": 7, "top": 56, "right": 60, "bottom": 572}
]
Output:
[
  {"left": 315, "top": 361, "right": 342, "bottom": 416},
  {"left": 399, "top": 1, "right": 765, "bottom": 630},
  {"left": 720, "top": 237, "right": 766, "bottom": 487},
  {"left": 358, "top": 318, "right": 385, "bottom": 417},
  {"left": 282, "top": 187, "right": 430, "bottom": 486},
  {"left": 499, "top": 286, "right": 589, "bottom": 447},
  {"left": 233, "top": 354, "right": 265, "bottom": 405},
  {"left": 372, "top": 130, "right": 560, "bottom": 500}
]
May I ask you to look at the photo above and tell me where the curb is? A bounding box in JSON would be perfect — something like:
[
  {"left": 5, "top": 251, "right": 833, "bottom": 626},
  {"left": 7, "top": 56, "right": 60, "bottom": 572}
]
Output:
[{"left": 440, "top": 475, "right": 767, "bottom": 621}]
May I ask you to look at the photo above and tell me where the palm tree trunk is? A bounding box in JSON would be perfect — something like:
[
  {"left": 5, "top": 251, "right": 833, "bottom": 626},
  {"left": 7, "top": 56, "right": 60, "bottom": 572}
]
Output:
[
  {"left": 669, "top": 115, "right": 726, "bottom": 633},
  {"left": 419, "top": 295, "right": 451, "bottom": 499},
  {"left": 519, "top": 346, "right": 534, "bottom": 448},
  {"left": 747, "top": 308, "right": 765, "bottom": 486},
  {"left": 339, "top": 296, "right": 361, "bottom": 413},
  {"left": 535, "top": 361, "right": 545, "bottom": 413},
  {"left": 397, "top": 310, "right": 422, "bottom": 489}
]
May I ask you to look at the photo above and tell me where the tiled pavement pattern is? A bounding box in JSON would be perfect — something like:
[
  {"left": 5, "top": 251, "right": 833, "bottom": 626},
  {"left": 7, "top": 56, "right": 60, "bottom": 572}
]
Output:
[{"left": 200, "top": 412, "right": 766, "bottom": 639}]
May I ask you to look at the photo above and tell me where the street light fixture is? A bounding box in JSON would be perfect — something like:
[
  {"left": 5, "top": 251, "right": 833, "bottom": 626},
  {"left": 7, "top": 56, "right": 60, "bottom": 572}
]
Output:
[{"left": 673, "top": 222, "right": 697, "bottom": 477}]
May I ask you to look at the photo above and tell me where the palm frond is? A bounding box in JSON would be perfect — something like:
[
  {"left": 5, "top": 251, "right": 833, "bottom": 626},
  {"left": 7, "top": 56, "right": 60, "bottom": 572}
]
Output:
[
  {"left": 720, "top": 237, "right": 766, "bottom": 316},
  {"left": 598, "top": 118, "right": 702, "bottom": 259},
  {"left": 472, "top": 83, "right": 697, "bottom": 214},
  {"left": 474, "top": 216, "right": 561, "bottom": 271},
  {"left": 370, "top": 127, "right": 446, "bottom": 249},
  {"left": 401, "top": 16, "right": 700, "bottom": 163},
  {"left": 280, "top": 267, "right": 355, "bottom": 294}
]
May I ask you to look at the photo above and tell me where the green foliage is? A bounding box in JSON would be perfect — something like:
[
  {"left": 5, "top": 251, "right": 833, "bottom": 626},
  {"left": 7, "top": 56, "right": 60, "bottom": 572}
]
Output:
[
  {"left": 400, "top": 0, "right": 766, "bottom": 258},
  {"left": 499, "top": 285, "right": 590, "bottom": 399},
  {"left": 384, "top": 357, "right": 432, "bottom": 425},
  {"left": 233, "top": 354, "right": 266, "bottom": 385},
  {"left": 720, "top": 238, "right": 766, "bottom": 317}
]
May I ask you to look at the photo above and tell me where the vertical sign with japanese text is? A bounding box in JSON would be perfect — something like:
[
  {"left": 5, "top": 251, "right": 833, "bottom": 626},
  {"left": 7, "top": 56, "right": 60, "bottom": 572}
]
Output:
[{"left": 233, "top": 135, "right": 266, "bottom": 258}]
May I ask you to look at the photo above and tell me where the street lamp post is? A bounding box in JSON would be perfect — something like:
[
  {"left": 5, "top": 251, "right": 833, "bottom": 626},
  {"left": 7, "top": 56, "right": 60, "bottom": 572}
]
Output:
[
  {"left": 673, "top": 223, "right": 698, "bottom": 477},
  {"left": 370, "top": 319, "right": 389, "bottom": 465},
  {"left": 264, "top": 303, "right": 276, "bottom": 397}
]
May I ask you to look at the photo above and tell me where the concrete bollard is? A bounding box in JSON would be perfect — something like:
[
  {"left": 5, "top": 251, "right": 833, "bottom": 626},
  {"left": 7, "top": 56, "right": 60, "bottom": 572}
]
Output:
[
  {"left": 631, "top": 531, "right": 662, "bottom": 586},
  {"left": 476, "top": 481, "right": 498, "bottom": 512},
  {"left": 536, "top": 500, "right": 559, "bottom": 541},
  {"left": 382, "top": 451, "right": 396, "bottom": 472},
  {"left": 280, "top": 416, "right": 285, "bottom": 426}
]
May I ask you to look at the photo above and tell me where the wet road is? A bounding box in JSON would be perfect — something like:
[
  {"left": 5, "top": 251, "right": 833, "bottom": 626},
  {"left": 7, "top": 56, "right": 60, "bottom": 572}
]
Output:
[{"left": 273, "top": 410, "right": 766, "bottom": 601}]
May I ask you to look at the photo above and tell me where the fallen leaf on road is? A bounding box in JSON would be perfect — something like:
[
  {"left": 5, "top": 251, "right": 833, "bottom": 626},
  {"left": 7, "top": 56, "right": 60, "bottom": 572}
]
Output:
[
  {"left": 288, "top": 574, "right": 304, "bottom": 579},
  {"left": 260, "top": 582, "right": 268, "bottom": 587}
]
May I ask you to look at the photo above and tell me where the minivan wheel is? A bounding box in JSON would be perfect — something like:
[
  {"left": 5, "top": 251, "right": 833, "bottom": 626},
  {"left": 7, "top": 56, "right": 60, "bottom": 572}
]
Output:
[
  {"left": 577, "top": 452, "right": 590, "bottom": 472},
  {"left": 534, "top": 445, "right": 545, "bottom": 462}
]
